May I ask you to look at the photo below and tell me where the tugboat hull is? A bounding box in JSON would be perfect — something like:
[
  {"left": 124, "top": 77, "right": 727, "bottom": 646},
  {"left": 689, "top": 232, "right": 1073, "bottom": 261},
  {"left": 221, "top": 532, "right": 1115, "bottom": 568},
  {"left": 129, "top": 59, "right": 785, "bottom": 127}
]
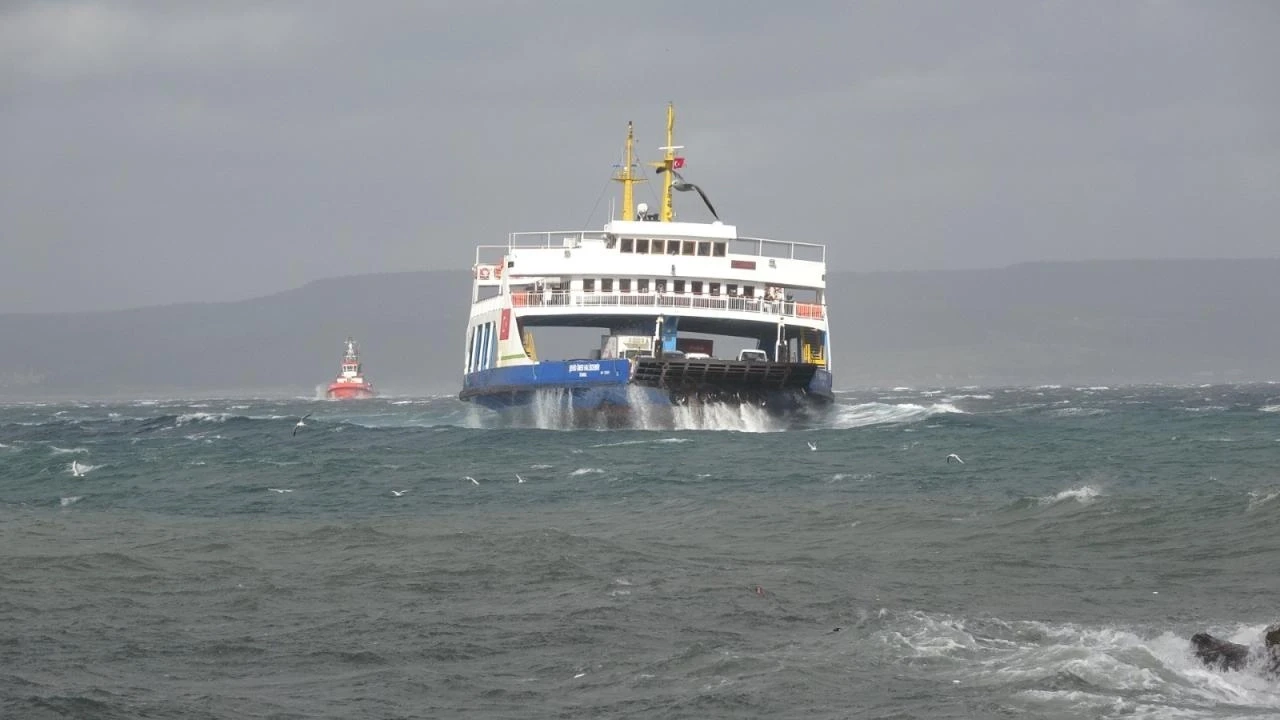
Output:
[{"left": 326, "top": 383, "right": 376, "bottom": 400}]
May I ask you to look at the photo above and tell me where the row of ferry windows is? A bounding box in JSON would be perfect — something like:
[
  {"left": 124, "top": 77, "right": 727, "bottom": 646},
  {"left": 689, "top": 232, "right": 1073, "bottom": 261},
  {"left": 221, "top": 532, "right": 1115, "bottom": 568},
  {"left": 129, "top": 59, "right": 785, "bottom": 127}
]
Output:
[
  {"left": 612, "top": 238, "right": 728, "bottom": 257},
  {"left": 582, "top": 278, "right": 756, "bottom": 297}
]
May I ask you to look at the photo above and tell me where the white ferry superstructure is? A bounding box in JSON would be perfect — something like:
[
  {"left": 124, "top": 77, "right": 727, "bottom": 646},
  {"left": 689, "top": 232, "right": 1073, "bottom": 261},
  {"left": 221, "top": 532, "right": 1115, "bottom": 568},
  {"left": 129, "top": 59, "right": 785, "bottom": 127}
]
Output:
[{"left": 459, "top": 104, "right": 833, "bottom": 418}]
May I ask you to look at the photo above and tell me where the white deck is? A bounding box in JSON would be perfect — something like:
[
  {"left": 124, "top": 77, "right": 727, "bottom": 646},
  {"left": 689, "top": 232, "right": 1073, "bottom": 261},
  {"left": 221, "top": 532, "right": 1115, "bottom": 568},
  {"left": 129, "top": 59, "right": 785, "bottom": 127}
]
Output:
[{"left": 467, "top": 289, "right": 827, "bottom": 330}]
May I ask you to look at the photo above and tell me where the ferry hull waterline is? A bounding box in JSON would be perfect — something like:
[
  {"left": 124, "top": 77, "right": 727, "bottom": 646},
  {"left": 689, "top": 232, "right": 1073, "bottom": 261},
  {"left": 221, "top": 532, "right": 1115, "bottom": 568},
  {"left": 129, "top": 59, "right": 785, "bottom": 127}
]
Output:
[
  {"left": 326, "top": 337, "right": 376, "bottom": 400},
  {"left": 458, "top": 104, "right": 833, "bottom": 426}
]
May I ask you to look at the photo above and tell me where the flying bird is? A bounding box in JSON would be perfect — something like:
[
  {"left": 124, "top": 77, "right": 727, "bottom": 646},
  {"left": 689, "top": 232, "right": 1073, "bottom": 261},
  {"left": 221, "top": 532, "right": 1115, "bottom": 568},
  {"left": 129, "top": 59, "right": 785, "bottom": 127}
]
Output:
[
  {"left": 292, "top": 412, "right": 313, "bottom": 437},
  {"left": 391, "top": 489, "right": 408, "bottom": 497},
  {"left": 516, "top": 474, "right": 525, "bottom": 484},
  {"left": 70, "top": 460, "right": 86, "bottom": 477},
  {"left": 268, "top": 488, "right": 293, "bottom": 493},
  {"left": 656, "top": 167, "right": 719, "bottom": 221},
  {"left": 807, "top": 441, "right": 817, "bottom": 451},
  {"left": 466, "top": 476, "right": 479, "bottom": 486},
  {"left": 946, "top": 453, "right": 964, "bottom": 464}
]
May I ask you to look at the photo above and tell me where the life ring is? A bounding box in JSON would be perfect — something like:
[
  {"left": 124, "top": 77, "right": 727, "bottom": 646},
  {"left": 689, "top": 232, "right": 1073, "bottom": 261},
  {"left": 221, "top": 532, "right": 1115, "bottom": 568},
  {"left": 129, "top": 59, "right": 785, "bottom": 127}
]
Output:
[
  {"left": 494, "top": 264, "right": 503, "bottom": 279},
  {"left": 478, "top": 267, "right": 491, "bottom": 280}
]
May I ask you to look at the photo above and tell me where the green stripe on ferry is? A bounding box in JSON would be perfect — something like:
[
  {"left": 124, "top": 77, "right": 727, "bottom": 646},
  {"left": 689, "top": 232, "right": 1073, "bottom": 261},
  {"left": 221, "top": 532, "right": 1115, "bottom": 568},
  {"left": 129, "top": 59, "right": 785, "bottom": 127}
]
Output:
[{"left": 499, "top": 353, "right": 528, "bottom": 361}]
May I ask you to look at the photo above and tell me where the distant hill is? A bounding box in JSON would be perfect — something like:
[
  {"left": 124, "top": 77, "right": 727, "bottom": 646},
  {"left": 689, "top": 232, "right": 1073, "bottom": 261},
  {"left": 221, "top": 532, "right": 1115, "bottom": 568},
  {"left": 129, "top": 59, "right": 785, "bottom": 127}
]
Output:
[{"left": 1, "top": 259, "right": 1278, "bottom": 399}]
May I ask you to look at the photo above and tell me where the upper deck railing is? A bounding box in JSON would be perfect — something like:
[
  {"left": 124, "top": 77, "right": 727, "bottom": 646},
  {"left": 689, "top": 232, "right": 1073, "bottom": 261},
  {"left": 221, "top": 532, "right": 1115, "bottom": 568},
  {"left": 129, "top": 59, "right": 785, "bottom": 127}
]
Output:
[
  {"left": 498, "top": 290, "right": 826, "bottom": 321},
  {"left": 492, "top": 230, "right": 826, "bottom": 264}
]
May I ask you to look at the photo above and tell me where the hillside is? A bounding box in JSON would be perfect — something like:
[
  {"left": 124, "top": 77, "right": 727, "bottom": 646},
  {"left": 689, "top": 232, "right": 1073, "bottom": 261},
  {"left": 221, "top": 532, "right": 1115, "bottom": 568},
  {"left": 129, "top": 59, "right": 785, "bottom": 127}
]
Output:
[{"left": 1, "top": 260, "right": 1277, "bottom": 398}]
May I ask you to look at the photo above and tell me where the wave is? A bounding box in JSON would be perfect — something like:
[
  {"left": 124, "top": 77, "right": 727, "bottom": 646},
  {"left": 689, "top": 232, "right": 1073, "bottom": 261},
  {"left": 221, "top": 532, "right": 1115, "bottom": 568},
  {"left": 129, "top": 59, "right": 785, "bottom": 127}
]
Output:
[
  {"left": 868, "top": 610, "right": 1280, "bottom": 716},
  {"left": 829, "top": 401, "right": 965, "bottom": 429},
  {"left": 1246, "top": 489, "right": 1279, "bottom": 512},
  {"left": 1003, "top": 484, "right": 1104, "bottom": 512}
]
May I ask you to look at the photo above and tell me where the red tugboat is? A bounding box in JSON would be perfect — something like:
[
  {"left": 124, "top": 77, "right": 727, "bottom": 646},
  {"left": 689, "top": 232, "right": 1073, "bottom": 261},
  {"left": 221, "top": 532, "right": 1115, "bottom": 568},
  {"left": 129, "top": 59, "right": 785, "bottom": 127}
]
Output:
[{"left": 326, "top": 337, "right": 376, "bottom": 400}]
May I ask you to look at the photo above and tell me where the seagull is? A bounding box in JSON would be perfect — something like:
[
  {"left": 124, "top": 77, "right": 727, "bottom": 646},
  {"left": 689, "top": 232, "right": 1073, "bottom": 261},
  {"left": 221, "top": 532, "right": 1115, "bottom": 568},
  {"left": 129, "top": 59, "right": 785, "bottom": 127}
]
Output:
[
  {"left": 656, "top": 167, "right": 719, "bottom": 220},
  {"left": 516, "top": 474, "right": 525, "bottom": 484},
  {"left": 807, "top": 441, "right": 817, "bottom": 451},
  {"left": 70, "top": 460, "right": 86, "bottom": 477},
  {"left": 391, "top": 489, "right": 408, "bottom": 497},
  {"left": 268, "top": 488, "right": 293, "bottom": 493},
  {"left": 466, "top": 476, "right": 479, "bottom": 486},
  {"left": 946, "top": 453, "right": 964, "bottom": 464},
  {"left": 292, "top": 412, "right": 313, "bottom": 437}
]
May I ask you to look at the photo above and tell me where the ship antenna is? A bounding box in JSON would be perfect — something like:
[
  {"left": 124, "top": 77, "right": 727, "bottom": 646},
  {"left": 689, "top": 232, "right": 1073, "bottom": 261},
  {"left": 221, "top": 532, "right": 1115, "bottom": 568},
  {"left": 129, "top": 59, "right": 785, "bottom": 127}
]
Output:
[
  {"left": 656, "top": 102, "right": 683, "bottom": 223},
  {"left": 611, "top": 121, "right": 645, "bottom": 221}
]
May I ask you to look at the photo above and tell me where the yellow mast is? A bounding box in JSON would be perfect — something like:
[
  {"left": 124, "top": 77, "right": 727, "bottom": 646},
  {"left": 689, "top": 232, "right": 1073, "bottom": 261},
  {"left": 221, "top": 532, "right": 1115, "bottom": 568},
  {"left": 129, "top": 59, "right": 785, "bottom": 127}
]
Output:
[
  {"left": 659, "top": 103, "right": 676, "bottom": 222},
  {"left": 611, "top": 121, "right": 643, "bottom": 221}
]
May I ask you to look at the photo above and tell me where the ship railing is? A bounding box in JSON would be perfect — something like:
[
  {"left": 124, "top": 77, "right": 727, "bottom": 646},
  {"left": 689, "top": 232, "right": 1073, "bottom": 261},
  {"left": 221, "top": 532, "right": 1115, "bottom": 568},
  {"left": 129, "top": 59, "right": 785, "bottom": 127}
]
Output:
[
  {"left": 503, "top": 231, "right": 826, "bottom": 263},
  {"left": 510, "top": 290, "right": 825, "bottom": 320},
  {"left": 731, "top": 237, "right": 825, "bottom": 263},
  {"left": 507, "top": 231, "right": 607, "bottom": 249}
]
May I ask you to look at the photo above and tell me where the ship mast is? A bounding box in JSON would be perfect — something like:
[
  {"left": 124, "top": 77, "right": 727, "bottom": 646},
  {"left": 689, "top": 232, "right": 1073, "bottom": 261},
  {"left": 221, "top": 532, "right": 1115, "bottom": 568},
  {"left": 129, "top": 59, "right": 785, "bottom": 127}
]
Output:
[
  {"left": 657, "top": 102, "right": 682, "bottom": 222},
  {"left": 611, "top": 121, "right": 643, "bottom": 221}
]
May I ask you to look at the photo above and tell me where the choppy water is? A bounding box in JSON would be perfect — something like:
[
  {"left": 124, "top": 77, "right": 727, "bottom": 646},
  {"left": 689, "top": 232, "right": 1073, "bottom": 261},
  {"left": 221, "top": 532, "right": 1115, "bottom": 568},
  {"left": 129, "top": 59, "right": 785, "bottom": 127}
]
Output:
[{"left": 3, "top": 384, "right": 1279, "bottom": 719}]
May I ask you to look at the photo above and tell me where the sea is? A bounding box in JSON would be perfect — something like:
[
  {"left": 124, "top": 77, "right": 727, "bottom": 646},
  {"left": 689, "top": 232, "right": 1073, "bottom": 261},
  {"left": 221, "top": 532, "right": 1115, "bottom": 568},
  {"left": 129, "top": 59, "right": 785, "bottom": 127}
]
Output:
[{"left": 2, "top": 383, "right": 1278, "bottom": 719}]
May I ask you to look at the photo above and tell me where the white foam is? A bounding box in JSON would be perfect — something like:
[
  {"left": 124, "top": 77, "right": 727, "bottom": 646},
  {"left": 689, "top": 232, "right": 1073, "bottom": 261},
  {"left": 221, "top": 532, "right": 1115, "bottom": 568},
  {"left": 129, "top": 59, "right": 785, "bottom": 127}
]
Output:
[
  {"left": 1037, "top": 484, "right": 1103, "bottom": 506},
  {"left": 669, "top": 401, "right": 782, "bottom": 433},
  {"left": 589, "top": 437, "right": 693, "bottom": 448},
  {"left": 1047, "top": 407, "right": 1109, "bottom": 417},
  {"left": 1246, "top": 489, "right": 1279, "bottom": 511},
  {"left": 877, "top": 612, "right": 1280, "bottom": 716},
  {"left": 830, "top": 401, "right": 964, "bottom": 429},
  {"left": 175, "top": 412, "right": 233, "bottom": 425}
]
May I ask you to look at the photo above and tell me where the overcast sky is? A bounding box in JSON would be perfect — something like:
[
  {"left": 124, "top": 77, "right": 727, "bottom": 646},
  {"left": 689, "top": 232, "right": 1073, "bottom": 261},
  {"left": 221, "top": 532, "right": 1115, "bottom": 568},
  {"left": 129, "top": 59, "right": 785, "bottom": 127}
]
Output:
[{"left": 2, "top": 0, "right": 1277, "bottom": 313}]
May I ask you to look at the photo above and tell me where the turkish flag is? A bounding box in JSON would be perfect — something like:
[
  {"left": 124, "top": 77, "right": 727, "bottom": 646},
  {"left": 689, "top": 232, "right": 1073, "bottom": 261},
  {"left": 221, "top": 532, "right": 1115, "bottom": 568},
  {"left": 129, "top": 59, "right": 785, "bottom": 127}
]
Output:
[{"left": 672, "top": 157, "right": 685, "bottom": 169}]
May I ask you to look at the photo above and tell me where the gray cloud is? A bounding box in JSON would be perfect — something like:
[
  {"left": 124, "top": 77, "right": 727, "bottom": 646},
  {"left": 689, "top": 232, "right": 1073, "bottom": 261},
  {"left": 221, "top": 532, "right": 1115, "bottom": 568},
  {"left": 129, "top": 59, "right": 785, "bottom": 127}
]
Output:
[{"left": 2, "top": 0, "right": 1277, "bottom": 312}]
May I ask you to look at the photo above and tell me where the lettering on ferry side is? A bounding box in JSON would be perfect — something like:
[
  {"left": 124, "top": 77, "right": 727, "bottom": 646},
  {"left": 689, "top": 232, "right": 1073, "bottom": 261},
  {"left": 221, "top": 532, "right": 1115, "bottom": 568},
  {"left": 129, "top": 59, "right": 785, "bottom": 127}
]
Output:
[{"left": 567, "top": 362, "right": 601, "bottom": 373}]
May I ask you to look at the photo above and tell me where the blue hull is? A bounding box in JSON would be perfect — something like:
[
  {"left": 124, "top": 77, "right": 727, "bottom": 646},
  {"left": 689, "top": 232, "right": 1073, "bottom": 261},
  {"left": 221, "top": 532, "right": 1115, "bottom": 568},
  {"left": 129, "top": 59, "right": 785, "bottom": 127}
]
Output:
[{"left": 460, "top": 360, "right": 833, "bottom": 414}]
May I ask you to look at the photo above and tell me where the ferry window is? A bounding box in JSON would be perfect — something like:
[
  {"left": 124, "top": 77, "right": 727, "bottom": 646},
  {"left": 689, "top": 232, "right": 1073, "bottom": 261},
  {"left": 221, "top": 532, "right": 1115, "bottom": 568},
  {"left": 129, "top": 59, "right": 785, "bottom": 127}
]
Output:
[
  {"left": 713, "top": 242, "right": 726, "bottom": 257},
  {"left": 583, "top": 278, "right": 595, "bottom": 293},
  {"left": 619, "top": 278, "right": 631, "bottom": 293},
  {"left": 668, "top": 241, "right": 680, "bottom": 255},
  {"left": 709, "top": 282, "right": 721, "bottom": 296},
  {"left": 727, "top": 283, "right": 738, "bottom": 296},
  {"left": 655, "top": 279, "right": 667, "bottom": 293},
  {"left": 636, "top": 238, "right": 650, "bottom": 254},
  {"left": 743, "top": 285, "right": 755, "bottom": 298},
  {"left": 697, "top": 241, "right": 711, "bottom": 256},
  {"left": 651, "top": 239, "right": 665, "bottom": 254},
  {"left": 620, "top": 238, "right": 634, "bottom": 253},
  {"left": 602, "top": 278, "right": 614, "bottom": 292},
  {"left": 674, "top": 279, "right": 685, "bottom": 294},
  {"left": 638, "top": 278, "right": 650, "bottom": 293},
  {"left": 692, "top": 280, "right": 703, "bottom": 294},
  {"left": 681, "top": 241, "right": 695, "bottom": 256}
]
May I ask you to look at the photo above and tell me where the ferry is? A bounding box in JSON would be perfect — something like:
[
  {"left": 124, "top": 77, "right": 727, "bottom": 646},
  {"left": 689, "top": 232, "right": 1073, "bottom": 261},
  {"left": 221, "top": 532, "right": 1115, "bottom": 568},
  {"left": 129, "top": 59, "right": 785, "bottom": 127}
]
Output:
[
  {"left": 458, "top": 104, "right": 832, "bottom": 420},
  {"left": 325, "top": 337, "right": 376, "bottom": 400}
]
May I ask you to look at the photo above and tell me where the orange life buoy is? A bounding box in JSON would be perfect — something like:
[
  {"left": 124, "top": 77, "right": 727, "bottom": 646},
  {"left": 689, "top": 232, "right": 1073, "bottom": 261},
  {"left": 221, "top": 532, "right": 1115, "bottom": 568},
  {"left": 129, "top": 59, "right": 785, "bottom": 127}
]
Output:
[{"left": 479, "top": 267, "right": 491, "bottom": 280}]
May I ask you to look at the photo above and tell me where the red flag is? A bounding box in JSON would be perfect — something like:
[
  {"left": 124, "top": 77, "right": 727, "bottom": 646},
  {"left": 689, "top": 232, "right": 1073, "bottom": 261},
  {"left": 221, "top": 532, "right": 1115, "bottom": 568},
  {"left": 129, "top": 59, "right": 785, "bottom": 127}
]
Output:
[{"left": 672, "top": 157, "right": 685, "bottom": 169}]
